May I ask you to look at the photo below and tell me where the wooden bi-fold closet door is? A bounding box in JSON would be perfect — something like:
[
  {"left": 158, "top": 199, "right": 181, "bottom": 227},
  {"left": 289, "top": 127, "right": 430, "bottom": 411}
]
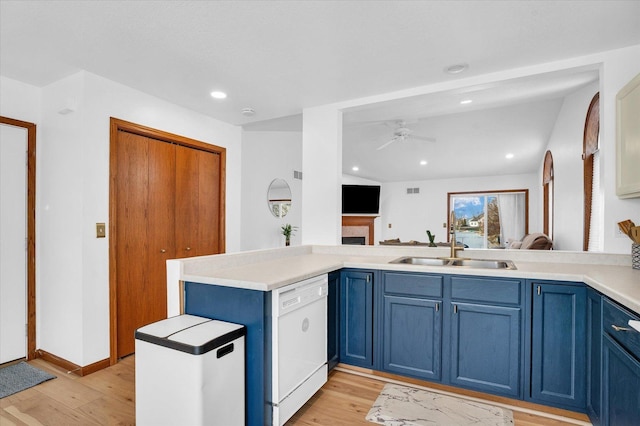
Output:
[
  {"left": 110, "top": 118, "right": 225, "bottom": 360},
  {"left": 175, "top": 144, "right": 221, "bottom": 258}
]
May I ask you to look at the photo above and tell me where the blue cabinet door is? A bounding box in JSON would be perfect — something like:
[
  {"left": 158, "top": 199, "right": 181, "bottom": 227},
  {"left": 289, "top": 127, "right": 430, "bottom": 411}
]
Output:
[
  {"left": 340, "top": 270, "right": 374, "bottom": 368},
  {"left": 602, "top": 334, "right": 640, "bottom": 426},
  {"left": 327, "top": 271, "right": 340, "bottom": 370},
  {"left": 587, "top": 289, "right": 602, "bottom": 425},
  {"left": 530, "top": 282, "right": 586, "bottom": 411},
  {"left": 383, "top": 295, "right": 442, "bottom": 380},
  {"left": 449, "top": 302, "right": 521, "bottom": 397}
]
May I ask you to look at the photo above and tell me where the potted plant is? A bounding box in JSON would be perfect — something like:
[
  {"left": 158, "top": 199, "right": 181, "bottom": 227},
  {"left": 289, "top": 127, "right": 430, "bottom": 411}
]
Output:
[
  {"left": 426, "top": 230, "right": 437, "bottom": 247},
  {"left": 281, "top": 224, "right": 297, "bottom": 246}
]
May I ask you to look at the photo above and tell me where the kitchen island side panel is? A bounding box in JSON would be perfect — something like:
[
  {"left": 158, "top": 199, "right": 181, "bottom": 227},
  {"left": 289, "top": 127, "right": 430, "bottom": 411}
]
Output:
[{"left": 185, "top": 281, "right": 272, "bottom": 426}]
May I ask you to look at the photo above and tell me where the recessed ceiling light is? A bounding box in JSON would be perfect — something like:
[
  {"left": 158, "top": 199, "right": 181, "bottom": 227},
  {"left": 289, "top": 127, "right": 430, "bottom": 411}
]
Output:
[
  {"left": 505, "top": 153, "right": 514, "bottom": 159},
  {"left": 210, "top": 91, "right": 227, "bottom": 99},
  {"left": 352, "top": 166, "right": 359, "bottom": 172},
  {"left": 420, "top": 160, "right": 428, "bottom": 165},
  {"left": 460, "top": 99, "right": 473, "bottom": 105},
  {"left": 444, "top": 63, "right": 469, "bottom": 74}
]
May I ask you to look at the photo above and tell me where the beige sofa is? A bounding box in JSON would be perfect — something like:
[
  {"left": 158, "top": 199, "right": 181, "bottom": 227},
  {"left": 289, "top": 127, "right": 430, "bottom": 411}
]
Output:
[{"left": 507, "top": 233, "right": 553, "bottom": 250}]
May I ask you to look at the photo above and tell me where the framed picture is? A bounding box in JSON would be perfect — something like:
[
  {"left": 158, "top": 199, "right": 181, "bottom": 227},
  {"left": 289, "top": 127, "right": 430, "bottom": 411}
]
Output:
[{"left": 616, "top": 72, "right": 640, "bottom": 198}]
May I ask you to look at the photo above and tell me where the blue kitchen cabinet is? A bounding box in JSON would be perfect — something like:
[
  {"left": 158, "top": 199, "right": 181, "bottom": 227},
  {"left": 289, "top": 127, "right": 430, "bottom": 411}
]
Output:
[
  {"left": 327, "top": 271, "right": 340, "bottom": 370},
  {"left": 529, "top": 281, "right": 586, "bottom": 411},
  {"left": 381, "top": 272, "right": 443, "bottom": 381},
  {"left": 183, "top": 281, "right": 272, "bottom": 426},
  {"left": 586, "top": 288, "right": 602, "bottom": 425},
  {"left": 449, "top": 276, "right": 524, "bottom": 398},
  {"left": 601, "top": 297, "right": 640, "bottom": 426},
  {"left": 340, "top": 269, "right": 376, "bottom": 368}
]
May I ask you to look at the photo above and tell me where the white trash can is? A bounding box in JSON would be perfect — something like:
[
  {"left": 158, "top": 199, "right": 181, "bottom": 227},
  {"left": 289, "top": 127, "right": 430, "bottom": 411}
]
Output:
[{"left": 135, "top": 314, "right": 246, "bottom": 426}]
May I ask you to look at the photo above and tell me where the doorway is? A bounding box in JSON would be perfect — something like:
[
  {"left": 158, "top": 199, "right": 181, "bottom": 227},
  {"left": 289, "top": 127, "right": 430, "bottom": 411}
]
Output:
[
  {"left": 109, "top": 118, "right": 226, "bottom": 362},
  {"left": 0, "top": 116, "right": 36, "bottom": 363}
]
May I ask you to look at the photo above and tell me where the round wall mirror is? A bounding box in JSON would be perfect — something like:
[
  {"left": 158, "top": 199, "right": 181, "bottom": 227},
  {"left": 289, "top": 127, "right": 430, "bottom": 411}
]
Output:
[{"left": 267, "top": 178, "right": 292, "bottom": 218}]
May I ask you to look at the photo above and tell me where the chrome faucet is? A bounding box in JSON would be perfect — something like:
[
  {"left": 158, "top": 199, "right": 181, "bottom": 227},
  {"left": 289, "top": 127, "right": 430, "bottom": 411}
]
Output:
[{"left": 449, "top": 211, "right": 464, "bottom": 259}]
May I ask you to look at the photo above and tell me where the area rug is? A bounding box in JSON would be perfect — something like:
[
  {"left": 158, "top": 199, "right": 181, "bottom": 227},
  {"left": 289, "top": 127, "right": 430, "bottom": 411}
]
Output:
[
  {"left": 0, "top": 362, "right": 56, "bottom": 399},
  {"left": 366, "top": 383, "right": 514, "bottom": 426}
]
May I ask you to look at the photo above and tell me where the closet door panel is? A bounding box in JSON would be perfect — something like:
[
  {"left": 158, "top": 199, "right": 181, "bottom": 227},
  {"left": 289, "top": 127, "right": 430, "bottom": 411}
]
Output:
[
  {"left": 145, "top": 139, "right": 176, "bottom": 321},
  {"left": 115, "top": 132, "right": 176, "bottom": 358},
  {"left": 175, "top": 145, "right": 199, "bottom": 258},
  {"left": 196, "top": 150, "right": 221, "bottom": 255},
  {"left": 115, "top": 131, "right": 150, "bottom": 357}
]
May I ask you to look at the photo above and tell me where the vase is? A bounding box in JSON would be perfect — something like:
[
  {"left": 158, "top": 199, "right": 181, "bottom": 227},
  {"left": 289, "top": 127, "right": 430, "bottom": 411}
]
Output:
[{"left": 286, "top": 238, "right": 290, "bottom": 247}]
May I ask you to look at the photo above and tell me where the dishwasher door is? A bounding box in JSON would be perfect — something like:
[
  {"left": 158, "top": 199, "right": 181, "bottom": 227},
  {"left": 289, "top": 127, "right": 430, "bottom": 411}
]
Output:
[{"left": 272, "top": 275, "right": 328, "bottom": 425}]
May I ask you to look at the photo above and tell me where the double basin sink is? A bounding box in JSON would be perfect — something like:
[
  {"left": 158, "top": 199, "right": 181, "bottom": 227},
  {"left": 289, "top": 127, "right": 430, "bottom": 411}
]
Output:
[{"left": 391, "top": 256, "right": 517, "bottom": 270}]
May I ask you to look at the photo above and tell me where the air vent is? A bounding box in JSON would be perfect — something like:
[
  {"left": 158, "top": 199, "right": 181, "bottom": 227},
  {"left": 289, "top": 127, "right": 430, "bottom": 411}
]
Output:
[
  {"left": 406, "top": 187, "right": 420, "bottom": 194},
  {"left": 293, "top": 170, "right": 303, "bottom": 180}
]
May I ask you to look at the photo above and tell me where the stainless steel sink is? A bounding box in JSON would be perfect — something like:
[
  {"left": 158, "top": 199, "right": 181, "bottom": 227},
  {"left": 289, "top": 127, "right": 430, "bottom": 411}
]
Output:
[
  {"left": 448, "top": 259, "right": 517, "bottom": 269},
  {"left": 390, "top": 257, "right": 517, "bottom": 270},
  {"left": 390, "top": 257, "right": 451, "bottom": 266}
]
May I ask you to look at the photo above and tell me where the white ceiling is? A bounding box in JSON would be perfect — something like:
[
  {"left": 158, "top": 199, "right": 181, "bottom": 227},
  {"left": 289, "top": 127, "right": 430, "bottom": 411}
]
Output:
[
  {"left": 1, "top": 1, "right": 639, "bottom": 181},
  {"left": 342, "top": 68, "right": 599, "bottom": 182}
]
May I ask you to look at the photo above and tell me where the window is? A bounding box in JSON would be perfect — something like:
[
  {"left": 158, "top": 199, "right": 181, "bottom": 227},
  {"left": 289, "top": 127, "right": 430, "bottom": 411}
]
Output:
[
  {"left": 448, "top": 189, "right": 529, "bottom": 248},
  {"left": 583, "top": 93, "right": 600, "bottom": 251},
  {"left": 542, "top": 151, "right": 554, "bottom": 240}
]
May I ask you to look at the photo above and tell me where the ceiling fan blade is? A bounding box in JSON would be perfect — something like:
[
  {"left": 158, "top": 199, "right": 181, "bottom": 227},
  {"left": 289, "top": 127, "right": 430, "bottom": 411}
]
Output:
[
  {"left": 410, "top": 135, "right": 437, "bottom": 143},
  {"left": 376, "top": 138, "right": 397, "bottom": 150}
]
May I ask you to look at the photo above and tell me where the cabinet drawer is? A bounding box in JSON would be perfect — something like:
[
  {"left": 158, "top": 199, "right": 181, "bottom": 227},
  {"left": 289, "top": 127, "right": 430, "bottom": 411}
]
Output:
[
  {"left": 383, "top": 272, "right": 443, "bottom": 298},
  {"left": 451, "top": 276, "right": 521, "bottom": 305},
  {"left": 603, "top": 298, "right": 640, "bottom": 360}
]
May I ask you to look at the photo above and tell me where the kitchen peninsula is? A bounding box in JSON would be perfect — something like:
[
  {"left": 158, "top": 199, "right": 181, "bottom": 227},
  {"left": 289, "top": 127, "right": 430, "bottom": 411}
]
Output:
[{"left": 167, "top": 245, "right": 640, "bottom": 426}]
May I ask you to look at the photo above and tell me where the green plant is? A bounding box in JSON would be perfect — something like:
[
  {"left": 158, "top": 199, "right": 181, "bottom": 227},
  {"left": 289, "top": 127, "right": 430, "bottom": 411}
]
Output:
[
  {"left": 281, "top": 224, "right": 297, "bottom": 246},
  {"left": 281, "top": 224, "right": 297, "bottom": 238},
  {"left": 426, "top": 230, "right": 437, "bottom": 247}
]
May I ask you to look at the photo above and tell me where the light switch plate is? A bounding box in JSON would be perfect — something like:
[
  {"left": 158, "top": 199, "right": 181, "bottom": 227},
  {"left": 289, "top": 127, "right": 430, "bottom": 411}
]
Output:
[{"left": 96, "top": 223, "right": 106, "bottom": 238}]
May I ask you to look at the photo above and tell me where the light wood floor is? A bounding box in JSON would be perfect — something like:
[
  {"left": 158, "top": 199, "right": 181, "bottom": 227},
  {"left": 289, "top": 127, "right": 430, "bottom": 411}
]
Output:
[{"left": 0, "top": 357, "right": 590, "bottom": 425}]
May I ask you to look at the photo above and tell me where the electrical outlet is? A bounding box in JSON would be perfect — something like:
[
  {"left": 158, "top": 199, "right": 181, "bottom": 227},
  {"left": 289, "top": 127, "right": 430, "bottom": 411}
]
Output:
[{"left": 388, "top": 223, "right": 392, "bottom": 228}]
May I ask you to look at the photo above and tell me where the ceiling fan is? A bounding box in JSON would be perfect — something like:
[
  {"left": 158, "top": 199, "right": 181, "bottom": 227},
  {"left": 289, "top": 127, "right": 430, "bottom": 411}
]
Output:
[{"left": 376, "top": 120, "right": 436, "bottom": 150}]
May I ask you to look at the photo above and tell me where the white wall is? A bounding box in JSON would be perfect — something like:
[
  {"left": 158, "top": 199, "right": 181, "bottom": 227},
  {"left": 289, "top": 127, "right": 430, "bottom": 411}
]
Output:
[
  {"left": 0, "top": 76, "right": 41, "bottom": 123},
  {"left": 241, "top": 131, "right": 302, "bottom": 250},
  {"left": 301, "top": 44, "right": 640, "bottom": 254},
  {"left": 9, "top": 71, "right": 242, "bottom": 366},
  {"left": 379, "top": 174, "right": 540, "bottom": 244},
  {"left": 301, "top": 106, "right": 342, "bottom": 245},
  {"left": 598, "top": 46, "right": 640, "bottom": 254},
  {"left": 542, "top": 82, "right": 599, "bottom": 251}
]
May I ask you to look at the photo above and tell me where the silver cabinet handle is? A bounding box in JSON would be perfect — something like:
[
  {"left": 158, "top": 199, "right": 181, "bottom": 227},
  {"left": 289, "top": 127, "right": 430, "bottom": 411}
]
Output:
[{"left": 612, "top": 324, "right": 631, "bottom": 332}]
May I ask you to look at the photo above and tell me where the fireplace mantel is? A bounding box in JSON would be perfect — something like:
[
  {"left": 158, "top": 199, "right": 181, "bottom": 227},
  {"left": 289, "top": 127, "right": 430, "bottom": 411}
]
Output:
[{"left": 342, "top": 215, "right": 377, "bottom": 245}]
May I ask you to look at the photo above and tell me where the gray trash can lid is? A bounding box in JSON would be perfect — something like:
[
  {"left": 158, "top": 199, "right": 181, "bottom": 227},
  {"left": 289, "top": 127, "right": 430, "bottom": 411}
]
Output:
[{"left": 135, "top": 314, "right": 246, "bottom": 355}]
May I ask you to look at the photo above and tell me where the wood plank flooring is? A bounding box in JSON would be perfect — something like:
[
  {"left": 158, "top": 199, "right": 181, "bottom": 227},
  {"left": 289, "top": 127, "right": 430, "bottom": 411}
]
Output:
[{"left": 0, "top": 357, "right": 590, "bottom": 425}]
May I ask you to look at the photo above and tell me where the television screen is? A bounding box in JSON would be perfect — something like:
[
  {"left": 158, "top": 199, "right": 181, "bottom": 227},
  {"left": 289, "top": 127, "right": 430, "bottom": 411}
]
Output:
[{"left": 342, "top": 185, "right": 380, "bottom": 214}]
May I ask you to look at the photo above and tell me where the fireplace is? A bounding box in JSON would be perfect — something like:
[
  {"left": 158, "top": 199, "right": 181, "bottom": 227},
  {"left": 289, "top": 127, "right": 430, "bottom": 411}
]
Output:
[
  {"left": 342, "top": 236, "right": 366, "bottom": 245},
  {"left": 342, "top": 216, "right": 376, "bottom": 245}
]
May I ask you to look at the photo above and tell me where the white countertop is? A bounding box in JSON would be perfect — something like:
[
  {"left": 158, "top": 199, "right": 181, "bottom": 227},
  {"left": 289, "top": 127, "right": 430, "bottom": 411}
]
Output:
[{"left": 167, "top": 245, "right": 640, "bottom": 315}]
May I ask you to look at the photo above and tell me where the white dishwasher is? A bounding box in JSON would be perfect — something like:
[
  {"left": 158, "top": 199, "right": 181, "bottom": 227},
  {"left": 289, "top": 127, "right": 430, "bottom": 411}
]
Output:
[{"left": 272, "top": 274, "right": 328, "bottom": 425}]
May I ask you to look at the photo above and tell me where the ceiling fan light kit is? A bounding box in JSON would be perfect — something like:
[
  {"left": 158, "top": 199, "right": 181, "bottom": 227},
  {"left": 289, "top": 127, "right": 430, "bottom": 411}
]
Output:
[{"left": 376, "top": 120, "right": 436, "bottom": 150}]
